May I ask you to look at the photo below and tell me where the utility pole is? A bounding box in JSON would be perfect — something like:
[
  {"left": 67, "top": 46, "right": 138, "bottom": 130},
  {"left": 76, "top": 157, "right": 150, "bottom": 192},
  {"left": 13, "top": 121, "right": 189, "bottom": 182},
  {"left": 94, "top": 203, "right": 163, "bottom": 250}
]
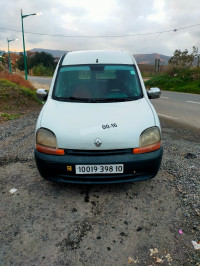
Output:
[
  {"left": 20, "top": 9, "right": 41, "bottom": 80},
  {"left": 155, "top": 59, "right": 160, "bottom": 76},
  {"left": 7, "top": 38, "right": 18, "bottom": 73}
]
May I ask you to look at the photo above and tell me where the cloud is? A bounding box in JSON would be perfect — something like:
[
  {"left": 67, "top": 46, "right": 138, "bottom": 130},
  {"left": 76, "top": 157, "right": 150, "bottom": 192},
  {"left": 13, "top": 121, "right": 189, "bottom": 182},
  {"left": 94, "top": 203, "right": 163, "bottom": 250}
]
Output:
[
  {"left": 147, "top": 0, "right": 167, "bottom": 23},
  {"left": 0, "top": 0, "right": 200, "bottom": 55}
]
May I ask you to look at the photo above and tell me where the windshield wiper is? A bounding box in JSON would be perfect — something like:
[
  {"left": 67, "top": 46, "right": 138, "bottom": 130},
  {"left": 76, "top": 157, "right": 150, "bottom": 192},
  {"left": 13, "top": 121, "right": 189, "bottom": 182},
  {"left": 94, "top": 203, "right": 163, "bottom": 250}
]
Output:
[
  {"left": 94, "top": 97, "right": 135, "bottom": 102},
  {"left": 55, "top": 96, "right": 97, "bottom": 102}
]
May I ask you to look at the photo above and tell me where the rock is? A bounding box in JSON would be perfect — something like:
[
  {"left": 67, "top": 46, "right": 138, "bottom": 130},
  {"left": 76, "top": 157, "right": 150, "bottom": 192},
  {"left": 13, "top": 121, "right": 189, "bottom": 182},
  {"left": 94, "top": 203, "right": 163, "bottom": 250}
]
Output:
[{"left": 185, "top": 153, "right": 197, "bottom": 159}]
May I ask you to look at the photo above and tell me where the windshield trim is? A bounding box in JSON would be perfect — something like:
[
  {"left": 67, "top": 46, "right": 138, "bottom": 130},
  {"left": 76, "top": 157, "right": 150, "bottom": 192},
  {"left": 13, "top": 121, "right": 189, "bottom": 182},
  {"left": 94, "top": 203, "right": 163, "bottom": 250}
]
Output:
[{"left": 52, "top": 64, "right": 143, "bottom": 102}]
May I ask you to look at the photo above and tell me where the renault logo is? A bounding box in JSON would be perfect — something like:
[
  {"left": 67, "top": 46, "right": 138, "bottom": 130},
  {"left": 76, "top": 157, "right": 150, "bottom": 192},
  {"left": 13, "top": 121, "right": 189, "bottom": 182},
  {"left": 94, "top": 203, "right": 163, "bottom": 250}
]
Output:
[{"left": 94, "top": 138, "right": 102, "bottom": 147}]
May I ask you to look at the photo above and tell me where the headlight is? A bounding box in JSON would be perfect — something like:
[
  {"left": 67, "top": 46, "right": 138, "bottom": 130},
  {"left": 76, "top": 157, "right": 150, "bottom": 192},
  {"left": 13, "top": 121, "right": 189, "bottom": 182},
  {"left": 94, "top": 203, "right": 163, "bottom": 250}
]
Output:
[
  {"left": 36, "top": 128, "right": 64, "bottom": 155},
  {"left": 140, "top": 127, "right": 161, "bottom": 147},
  {"left": 133, "top": 127, "right": 161, "bottom": 154},
  {"left": 36, "top": 128, "right": 57, "bottom": 148}
]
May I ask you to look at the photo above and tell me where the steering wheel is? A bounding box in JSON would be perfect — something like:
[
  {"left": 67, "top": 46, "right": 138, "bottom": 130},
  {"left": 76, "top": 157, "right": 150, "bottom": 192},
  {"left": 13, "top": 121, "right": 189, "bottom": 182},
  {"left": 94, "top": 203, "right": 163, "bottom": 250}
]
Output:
[{"left": 105, "top": 89, "right": 128, "bottom": 98}]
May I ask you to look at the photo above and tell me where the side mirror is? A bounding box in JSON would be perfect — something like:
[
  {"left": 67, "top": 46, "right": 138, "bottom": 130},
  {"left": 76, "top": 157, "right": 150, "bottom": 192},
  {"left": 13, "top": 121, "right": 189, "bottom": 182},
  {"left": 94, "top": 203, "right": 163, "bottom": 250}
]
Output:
[
  {"left": 36, "top": 88, "right": 48, "bottom": 101},
  {"left": 147, "top": 87, "right": 161, "bottom": 99}
]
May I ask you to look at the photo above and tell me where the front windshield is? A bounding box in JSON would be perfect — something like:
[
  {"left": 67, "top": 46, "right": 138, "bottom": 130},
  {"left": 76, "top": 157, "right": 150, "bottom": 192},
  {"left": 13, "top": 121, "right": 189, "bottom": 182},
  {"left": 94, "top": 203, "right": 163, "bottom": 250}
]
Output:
[{"left": 53, "top": 64, "right": 143, "bottom": 102}]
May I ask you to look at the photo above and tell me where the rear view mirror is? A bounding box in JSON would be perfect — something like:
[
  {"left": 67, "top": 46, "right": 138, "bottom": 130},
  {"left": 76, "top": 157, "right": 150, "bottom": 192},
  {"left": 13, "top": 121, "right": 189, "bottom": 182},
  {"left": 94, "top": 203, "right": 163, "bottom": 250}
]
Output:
[
  {"left": 147, "top": 87, "right": 161, "bottom": 99},
  {"left": 36, "top": 88, "right": 48, "bottom": 101}
]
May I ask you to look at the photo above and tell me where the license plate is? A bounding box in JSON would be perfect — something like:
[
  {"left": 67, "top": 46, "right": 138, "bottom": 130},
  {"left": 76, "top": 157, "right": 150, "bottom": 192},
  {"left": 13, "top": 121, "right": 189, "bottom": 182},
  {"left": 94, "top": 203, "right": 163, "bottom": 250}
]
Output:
[{"left": 75, "top": 164, "right": 124, "bottom": 174}]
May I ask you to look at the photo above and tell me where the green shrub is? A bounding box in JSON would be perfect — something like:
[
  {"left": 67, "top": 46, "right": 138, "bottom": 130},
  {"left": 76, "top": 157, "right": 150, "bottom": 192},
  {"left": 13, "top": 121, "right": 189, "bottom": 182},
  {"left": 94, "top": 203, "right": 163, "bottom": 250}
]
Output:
[
  {"left": 145, "top": 74, "right": 200, "bottom": 94},
  {"left": 32, "top": 64, "right": 54, "bottom": 76},
  {"left": 145, "top": 75, "right": 184, "bottom": 89}
]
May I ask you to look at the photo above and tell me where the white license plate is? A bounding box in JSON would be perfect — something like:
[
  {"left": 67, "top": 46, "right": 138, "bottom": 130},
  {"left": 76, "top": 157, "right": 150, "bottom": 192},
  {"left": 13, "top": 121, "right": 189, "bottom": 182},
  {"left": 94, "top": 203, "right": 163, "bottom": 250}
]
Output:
[{"left": 76, "top": 164, "right": 124, "bottom": 174}]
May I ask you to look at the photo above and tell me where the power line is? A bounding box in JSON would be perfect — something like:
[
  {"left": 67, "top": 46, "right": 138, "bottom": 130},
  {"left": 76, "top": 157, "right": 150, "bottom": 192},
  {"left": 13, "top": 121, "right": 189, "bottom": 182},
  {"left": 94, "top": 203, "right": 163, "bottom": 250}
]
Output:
[{"left": 0, "top": 23, "right": 200, "bottom": 38}]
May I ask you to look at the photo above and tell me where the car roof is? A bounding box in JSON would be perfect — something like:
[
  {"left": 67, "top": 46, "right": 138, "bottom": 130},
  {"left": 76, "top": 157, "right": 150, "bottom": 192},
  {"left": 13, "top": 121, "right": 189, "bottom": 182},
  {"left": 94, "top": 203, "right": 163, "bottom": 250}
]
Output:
[{"left": 62, "top": 50, "right": 136, "bottom": 66}]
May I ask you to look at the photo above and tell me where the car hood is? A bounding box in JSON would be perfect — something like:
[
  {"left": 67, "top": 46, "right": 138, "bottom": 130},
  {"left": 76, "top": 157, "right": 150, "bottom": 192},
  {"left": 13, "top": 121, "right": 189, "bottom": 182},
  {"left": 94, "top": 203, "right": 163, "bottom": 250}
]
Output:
[{"left": 39, "top": 98, "right": 156, "bottom": 150}]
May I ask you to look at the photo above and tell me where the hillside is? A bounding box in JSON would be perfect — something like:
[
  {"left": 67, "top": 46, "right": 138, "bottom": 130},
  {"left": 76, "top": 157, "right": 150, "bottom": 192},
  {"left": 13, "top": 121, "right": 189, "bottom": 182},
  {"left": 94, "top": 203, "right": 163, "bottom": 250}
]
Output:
[
  {"left": 29, "top": 48, "right": 68, "bottom": 58},
  {"left": 29, "top": 48, "right": 171, "bottom": 65},
  {"left": 134, "top": 53, "right": 171, "bottom": 65}
]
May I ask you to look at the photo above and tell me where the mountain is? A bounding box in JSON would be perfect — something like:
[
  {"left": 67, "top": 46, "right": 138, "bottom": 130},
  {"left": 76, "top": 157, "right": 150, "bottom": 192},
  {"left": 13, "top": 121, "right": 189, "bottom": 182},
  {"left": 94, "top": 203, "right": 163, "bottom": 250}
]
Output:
[
  {"left": 28, "top": 49, "right": 171, "bottom": 65},
  {"left": 134, "top": 53, "right": 171, "bottom": 65},
  {"left": 29, "top": 48, "right": 69, "bottom": 58}
]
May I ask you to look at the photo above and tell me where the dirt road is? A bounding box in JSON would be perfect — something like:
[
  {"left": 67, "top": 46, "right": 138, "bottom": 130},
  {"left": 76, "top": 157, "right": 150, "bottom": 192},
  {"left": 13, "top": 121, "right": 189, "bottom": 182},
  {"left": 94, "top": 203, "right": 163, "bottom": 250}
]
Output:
[{"left": 0, "top": 110, "right": 199, "bottom": 265}]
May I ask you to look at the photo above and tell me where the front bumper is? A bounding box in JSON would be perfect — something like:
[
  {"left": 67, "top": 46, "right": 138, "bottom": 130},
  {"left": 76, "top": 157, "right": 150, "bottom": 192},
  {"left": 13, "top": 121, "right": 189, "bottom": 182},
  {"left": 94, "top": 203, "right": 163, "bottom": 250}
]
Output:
[{"left": 34, "top": 147, "right": 163, "bottom": 184}]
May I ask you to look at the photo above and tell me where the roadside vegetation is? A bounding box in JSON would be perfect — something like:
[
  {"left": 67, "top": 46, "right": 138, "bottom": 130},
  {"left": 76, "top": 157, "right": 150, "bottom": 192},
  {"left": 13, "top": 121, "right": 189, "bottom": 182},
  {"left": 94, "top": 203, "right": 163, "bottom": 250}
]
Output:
[
  {"left": 17, "top": 51, "right": 56, "bottom": 76},
  {"left": 145, "top": 46, "right": 200, "bottom": 94},
  {"left": 145, "top": 68, "right": 200, "bottom": 94},
  {"left": 0, "top": 71, "right": 41, "bottom": 123},
  {"left": 0, "top": 71, "right": 34, "bottom": 89}
]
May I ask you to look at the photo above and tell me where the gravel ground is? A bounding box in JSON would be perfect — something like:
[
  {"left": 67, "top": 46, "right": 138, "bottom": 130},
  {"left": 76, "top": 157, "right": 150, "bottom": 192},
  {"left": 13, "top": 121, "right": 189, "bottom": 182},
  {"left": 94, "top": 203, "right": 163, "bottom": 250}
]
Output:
[{"left": 0, "top": 110, "right": 200, "bottom": 265}]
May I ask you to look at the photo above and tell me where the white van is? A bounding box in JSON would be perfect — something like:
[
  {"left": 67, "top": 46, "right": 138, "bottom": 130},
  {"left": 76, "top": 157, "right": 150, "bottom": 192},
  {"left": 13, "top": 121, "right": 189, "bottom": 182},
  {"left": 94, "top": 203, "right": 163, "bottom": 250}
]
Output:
[{"left": 35, "top": 50, "right": 163, "bottom": 184}]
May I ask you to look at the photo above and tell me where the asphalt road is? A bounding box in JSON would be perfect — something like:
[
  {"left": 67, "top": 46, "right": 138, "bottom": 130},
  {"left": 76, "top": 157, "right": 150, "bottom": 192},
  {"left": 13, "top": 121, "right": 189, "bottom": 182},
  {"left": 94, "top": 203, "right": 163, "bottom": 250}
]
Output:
[
  {"left": 28, "top": 75, "right": 52, "bottom": 85},
  {"left": 151, "top": 91, "right": 200, "bottom": 129},
  {"left": 28, "top": 75, "right": 200, "bottom": 129}
]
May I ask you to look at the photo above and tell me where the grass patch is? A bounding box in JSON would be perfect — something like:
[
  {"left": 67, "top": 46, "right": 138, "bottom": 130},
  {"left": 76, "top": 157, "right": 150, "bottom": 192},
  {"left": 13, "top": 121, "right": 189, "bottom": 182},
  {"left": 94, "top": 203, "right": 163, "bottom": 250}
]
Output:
[
  {"left": 145, "top": 74, "right": 200, "bottom": 94},
  {"left": 0, "top": 113, "right": 22, "bottom": 120},
  {"left": 167, "top": 81, "right": 200, "bottom": 94},
  {"left": 141, "top": 73, "right": 155, "bottom": 78},
  {"left": 0, "top": 72, "right": 34, "bottom": 89},
  {"left": 0, "top": 79, "right": 39, "bottom": 101},
  {"left": 0, "top": 78, "right": 42, "bottom": 123}
]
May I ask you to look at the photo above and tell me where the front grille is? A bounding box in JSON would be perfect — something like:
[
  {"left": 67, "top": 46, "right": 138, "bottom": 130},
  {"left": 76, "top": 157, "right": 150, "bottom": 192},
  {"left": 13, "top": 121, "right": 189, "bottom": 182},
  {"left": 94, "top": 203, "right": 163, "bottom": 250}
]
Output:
[
  {"left": 51, "top": 172, "right": 152, "bottom": 184},
  {"left": 64, "top": 149, "right": 132, "bottom": 156}
]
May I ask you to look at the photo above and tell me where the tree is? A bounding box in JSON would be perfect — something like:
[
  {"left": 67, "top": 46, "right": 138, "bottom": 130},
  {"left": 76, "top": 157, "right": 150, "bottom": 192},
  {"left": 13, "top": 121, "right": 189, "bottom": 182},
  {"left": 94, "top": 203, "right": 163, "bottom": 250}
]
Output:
[
  {"left": 17, "top": 51, "right": 56, "bottom": 72},
  {"left": 0, "top": 53, "right": 7, "bottom": 67},
  {"left": 169, "top": 49, "right": 194, "bottom": 68},
  {"left": 16, "top": 52, "right": 25, "bottom": 71},
  {"left": 29, "top": 52, "right": 55, "bottom": 69}
]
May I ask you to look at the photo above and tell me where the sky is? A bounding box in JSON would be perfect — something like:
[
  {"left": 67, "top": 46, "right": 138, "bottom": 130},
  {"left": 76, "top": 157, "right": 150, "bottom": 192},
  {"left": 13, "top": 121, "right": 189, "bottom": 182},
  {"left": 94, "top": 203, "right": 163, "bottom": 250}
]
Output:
[{"left": 0, "top": 0, "right": 200, "bottom": 56}]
